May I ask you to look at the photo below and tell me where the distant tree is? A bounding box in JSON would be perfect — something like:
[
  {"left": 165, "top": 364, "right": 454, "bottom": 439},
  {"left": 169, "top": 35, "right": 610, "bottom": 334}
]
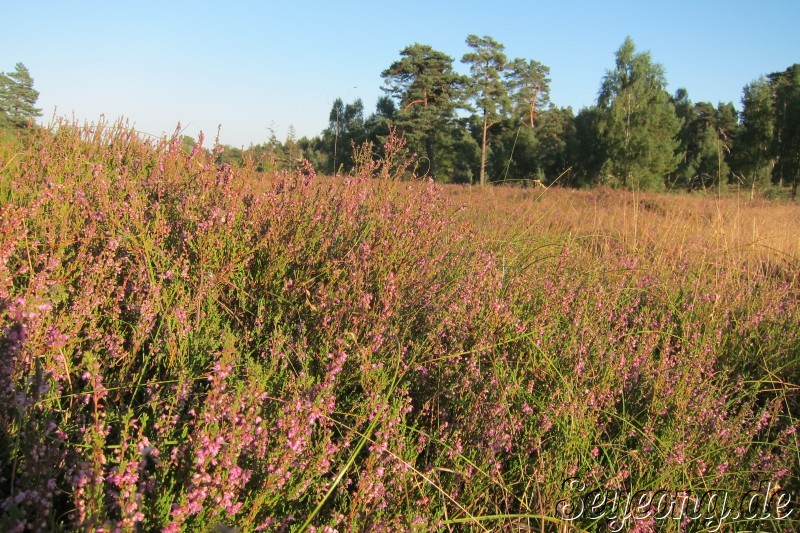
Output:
[
  {"left": 569, "top": 106, "right": 606, "bottom": 187},
  {"left": 487, "top": 117, "right": 539, "bottom": 184},
  {"left": 596, "top": 37, "right": 681, "bottom": 190},
  {"left": 535, "top": 106, "right": 575, "bottom": 183},
  {"left": 671, "top": 92, "right": 737, "bottom": 192},
  {"left": 364, "top": 95, "right": 397, "bottom": 149},
  {"left": 284, "top": 125, "right": 302, "bottom": 163},
  {"left": 716, "top": 101, "right": 740, "bottom": 152},
  {"left": 506, "top": 58, "right": 551, "bottom": 128},
  {"left": 0, "top": 62, "right": 42, "bottom": 129},
  {"left": 381, "top": 44, "right": 467, "bottom": 179},
  {"left": 462, "top": 35, "right": 511, "bottom": 185},
  {"left": 734, "top": 77, "right": 775, "bottom": 196},
  {"left": 181, "top": 134, "right": 197, "bottom": 154},
  {"left": 441, "top": 120, "right": 481, "bottom": 183},
  {"left": 481, "top": 57, "right": 556, "bottom": 185},
  {"left": 672, "top": 88, "right": 693, "bottom": 128},
  {"left": 730, "top": 65, "right": 800, "bottom": 198},
  {"left": 323, "top": 97, "right": 366, "bottom": 174},
  {"left": 215, "top": 145, "right": 245, "bottom": 168},
  {"left": 264, "top": 126, "right": 287, "bottom": 167},
  {"left": 297, "top": 135, "right": 329, "bottom": 172},
  {"left": 770, "top": 64, "right": 800, "bottom": 197}
]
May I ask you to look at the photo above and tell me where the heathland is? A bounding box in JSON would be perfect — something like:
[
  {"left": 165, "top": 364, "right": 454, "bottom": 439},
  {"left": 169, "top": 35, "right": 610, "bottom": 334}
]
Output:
[{"left": 1, "top": 122, "right": 798, "bottom": 531}]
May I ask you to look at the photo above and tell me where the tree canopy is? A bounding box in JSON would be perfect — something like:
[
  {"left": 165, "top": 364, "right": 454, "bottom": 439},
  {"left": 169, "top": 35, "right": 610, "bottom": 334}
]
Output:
[
  {"left": 0, "top": 62, "right": 42, "bottom": 129},
  {"left": 595, "top": 37, "right": 681, "bottom": 190},
  {"left": 381, "top": 43, "right": 468, "bottom": 178},
  {"left": 462, "top": 35, "right": 511, "bottom": 186}
]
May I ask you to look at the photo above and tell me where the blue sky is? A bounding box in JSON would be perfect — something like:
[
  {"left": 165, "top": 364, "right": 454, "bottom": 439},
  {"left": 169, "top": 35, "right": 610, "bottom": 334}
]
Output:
[{"left": 3, "top": 1, "right": 798, "bottom": 147}]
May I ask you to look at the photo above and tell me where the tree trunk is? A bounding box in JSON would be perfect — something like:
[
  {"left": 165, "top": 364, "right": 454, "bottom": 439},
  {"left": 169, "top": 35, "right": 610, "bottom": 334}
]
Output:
[
  {"left": 480, "top": 109, "right": 488, "bottom": 186},
  {"left": 529, "top": 89, "right": 539, "bottom": 128},
  {"left": 426, "top": 137, "right": 435, "bottom": 178}
]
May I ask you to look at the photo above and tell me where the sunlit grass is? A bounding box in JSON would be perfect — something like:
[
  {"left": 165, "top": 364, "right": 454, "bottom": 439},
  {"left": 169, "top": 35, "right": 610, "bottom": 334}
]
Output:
[{"left": 1, "top": 119, "right": 798, "bottom": 531}]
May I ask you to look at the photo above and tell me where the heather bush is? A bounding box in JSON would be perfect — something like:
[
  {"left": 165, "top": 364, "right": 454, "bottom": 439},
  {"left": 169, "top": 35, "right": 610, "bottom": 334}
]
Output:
[{"left": 1, "top": 119, "right": 797, "bottom": 531}]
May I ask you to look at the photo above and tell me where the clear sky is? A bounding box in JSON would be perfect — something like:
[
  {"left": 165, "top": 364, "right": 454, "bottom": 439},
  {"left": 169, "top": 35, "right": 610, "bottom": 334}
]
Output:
[{"left": 3, "top": 1, "right": 798, "bottom": 147}]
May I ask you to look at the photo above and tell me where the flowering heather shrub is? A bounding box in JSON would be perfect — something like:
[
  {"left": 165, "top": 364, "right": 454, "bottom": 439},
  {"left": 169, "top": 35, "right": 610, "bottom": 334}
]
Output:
[{"left": 1, "top": 119, "right": 798, "bottom": 531}]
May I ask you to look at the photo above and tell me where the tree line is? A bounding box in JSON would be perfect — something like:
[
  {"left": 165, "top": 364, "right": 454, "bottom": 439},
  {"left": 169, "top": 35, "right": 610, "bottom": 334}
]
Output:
[
  {"left": 4, "top": 38, "right": 799, "bottom": 197},
  {"left": 249, "top": 36, "right": 800, "bottom": 197}
]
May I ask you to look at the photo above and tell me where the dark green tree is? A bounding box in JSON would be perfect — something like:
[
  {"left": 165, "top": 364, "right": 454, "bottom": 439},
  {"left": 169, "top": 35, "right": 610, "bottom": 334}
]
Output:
[
  {"left": 441, "top": 120, "right": 481, "bottom": 183},
  {"left": 568, "top": 106, "right": 606, "bottom": 187},
  {"left": 770, "top": 64, "right": 800, "bottom": 197},
  {"left": 596, "top": 37, "right": 681, "bottom": 190},
  {"left": 364, "top": 95, "right": 397, "bottom": 150},
  {"left": 671, "top": 93, "right": 737, "bottom": 192},
  {"left": 215, "top": 145, "right": 245, "bottom": 168},
  {"left": 381, "top": 44, "right": 467, "bottom": 179},
  {"left": 487, "top": 118, "right": 539, "bottom": 184},
  {"left": 462, "top": 35, "right": 511, "bottom": 185},
  {"left": 734, "top": 77, "right": 775, "bottom": 196},
  {"left": 0, "top": 62, "right": 42, "bottom": 129},
  {"left": 481, "top": 57, "right": 556, "bottom": 185},
  {"left": 323, "top": 97, "right": 366, "bottom": 174},
  {"left": 181, "top": 134, "right": 197, "bottom": 154},
  {"left": 535, "top": 106, "right": 576, "bottom": 184},
  {"left": 297, "top": 135, "right": 329, "bottom": 172}
]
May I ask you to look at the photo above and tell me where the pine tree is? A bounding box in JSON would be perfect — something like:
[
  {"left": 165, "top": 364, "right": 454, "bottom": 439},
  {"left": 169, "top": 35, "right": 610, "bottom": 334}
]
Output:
[
  {"left": 462, "top": 35, "right": 511, "bottom": 185},
  {"left": 506, "top": 58, "right": 551, "bottom": 128},
  {"left": 0, "top": 62, "right": 42, "bottom": 129},
  {"left": 381, "top": 44, "right": 467, "bottom": 179}
]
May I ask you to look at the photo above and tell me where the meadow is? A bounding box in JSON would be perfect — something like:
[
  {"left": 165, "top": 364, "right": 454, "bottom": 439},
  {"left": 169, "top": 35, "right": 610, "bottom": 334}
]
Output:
[{"left": 1, "top": 120, "right": 798, "bottom": 532}]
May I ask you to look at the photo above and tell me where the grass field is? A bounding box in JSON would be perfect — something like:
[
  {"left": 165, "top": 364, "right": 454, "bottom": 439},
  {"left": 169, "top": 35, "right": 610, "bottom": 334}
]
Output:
[{"left": 1, "top": 120, "right": 798, "bottom": 531}]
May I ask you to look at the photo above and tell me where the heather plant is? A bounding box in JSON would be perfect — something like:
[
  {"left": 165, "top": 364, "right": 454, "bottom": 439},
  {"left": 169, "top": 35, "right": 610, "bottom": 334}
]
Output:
[{"left": 0, "top": 119, "right": 798, "bottom": 532}]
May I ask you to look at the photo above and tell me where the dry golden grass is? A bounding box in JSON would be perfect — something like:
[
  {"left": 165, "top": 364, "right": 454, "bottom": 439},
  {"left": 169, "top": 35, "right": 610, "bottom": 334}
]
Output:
[{"left": 443, "top": 183, "right": 800, "bottom": 288}]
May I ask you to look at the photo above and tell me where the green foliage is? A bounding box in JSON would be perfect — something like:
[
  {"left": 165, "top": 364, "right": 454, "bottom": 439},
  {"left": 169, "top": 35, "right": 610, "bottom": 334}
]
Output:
[
  {"left": 671, "top": 92, "right": 738, "bottom": 192},
  {"left": 487, "top": 119, "right": 539, "bottom": 184},
  {"left": 569, "top": 106, "right": 606, "bottom": 186},
  {"left": 534, "top": 106, "right": 575, "bottom": 182},
  {"left": 364, "top": 95, "right": 396, "bottom": 149},
  {"left": 462, "top": 35, "right": 512, "bottom": 185},
  {"left": 727, "top": 64, "right": 800, "bottom": 198},
  {"left": 321, "top": 97, "right": 366, "bottom": 175},
  {"left": 506, "top": 57, "right": 551, "bottom": 128},
  {"left": 734, "top": 77, "right": 776, "bottom": 194},
  {"left": 180, "top": 134, "right": 197, "bottom": 154},
  {"left": 381, "top": 43, "right": 468, "bottom": 179},
  {"left": 0, "top": 62, "right": 42, "bottom": 130},
  {"left": 770, "top": 64, "right": 800, "bottom": 196},
  {"left": 596, "top": 37, "right": 681, "bottom": 190}
]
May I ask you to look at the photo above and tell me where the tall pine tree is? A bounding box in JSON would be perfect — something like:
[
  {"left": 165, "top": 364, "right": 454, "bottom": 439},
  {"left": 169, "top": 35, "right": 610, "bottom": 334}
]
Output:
[
  {"left": 381, "top": 44, "right": 467, "bottom": 179},
  {"left": 462, "top": 35, "right": 511, "bottom": 185},
  {"left": 506, "top": 58, "right": 551, "bottom": 128},
  {"left": 0, "top": 62, "right": 42, "bottom": 129}
]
